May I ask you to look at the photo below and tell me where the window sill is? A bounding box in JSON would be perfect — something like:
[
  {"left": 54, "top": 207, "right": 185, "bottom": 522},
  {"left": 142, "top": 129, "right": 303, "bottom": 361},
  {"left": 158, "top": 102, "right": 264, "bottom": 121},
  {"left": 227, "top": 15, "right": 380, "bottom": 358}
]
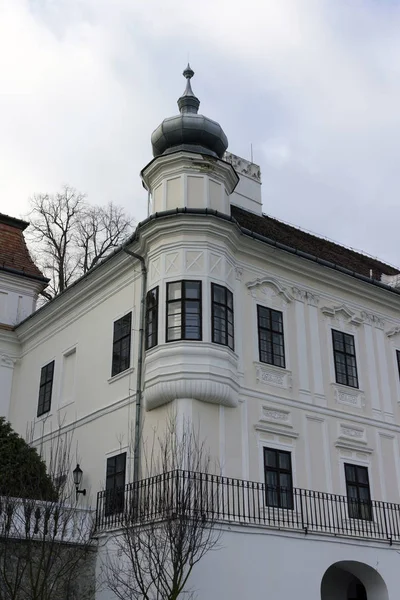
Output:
[
  {"left": 108, "top": 366, "right": 134, "bottom": 384},
  {"left": 36, "top": 411, "right": 52, "bottom": 421}
]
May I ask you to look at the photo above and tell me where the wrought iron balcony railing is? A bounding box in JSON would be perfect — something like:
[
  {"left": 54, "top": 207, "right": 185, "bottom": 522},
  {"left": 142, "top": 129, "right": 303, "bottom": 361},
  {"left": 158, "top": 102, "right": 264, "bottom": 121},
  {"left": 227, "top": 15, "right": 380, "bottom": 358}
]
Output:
[{"left": 96, "top": 469, "right": 400, "bottom": 544}]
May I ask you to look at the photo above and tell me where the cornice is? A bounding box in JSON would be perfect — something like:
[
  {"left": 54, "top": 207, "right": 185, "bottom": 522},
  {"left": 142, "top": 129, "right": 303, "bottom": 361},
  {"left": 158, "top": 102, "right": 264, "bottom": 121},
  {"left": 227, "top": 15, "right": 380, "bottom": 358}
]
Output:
[
  {"left": 16, "top": 253, "right": 140, "bottom": 347},
  {"left": 141, "top": 151, "right": 239, "bottom": 195}
]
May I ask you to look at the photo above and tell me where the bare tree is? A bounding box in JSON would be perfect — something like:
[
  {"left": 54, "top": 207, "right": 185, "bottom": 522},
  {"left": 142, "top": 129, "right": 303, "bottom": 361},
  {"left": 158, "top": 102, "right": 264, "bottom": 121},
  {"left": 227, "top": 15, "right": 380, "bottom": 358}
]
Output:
[
  {"left": 26, "top": 186, "right": 135, "bottom": 299},
  {"left": 0, "top": 422, "right": 96, "bottom": 600},
  {"left": 100, "top": 416, "right": 221, "bottom": 600}
]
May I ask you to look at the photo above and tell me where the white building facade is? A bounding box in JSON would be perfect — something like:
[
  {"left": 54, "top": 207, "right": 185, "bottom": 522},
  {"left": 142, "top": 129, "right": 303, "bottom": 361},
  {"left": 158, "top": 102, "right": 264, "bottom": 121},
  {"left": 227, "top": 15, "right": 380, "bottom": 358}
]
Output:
[{"left": 3, "top": 67, "right": 400, "bottom": 599}]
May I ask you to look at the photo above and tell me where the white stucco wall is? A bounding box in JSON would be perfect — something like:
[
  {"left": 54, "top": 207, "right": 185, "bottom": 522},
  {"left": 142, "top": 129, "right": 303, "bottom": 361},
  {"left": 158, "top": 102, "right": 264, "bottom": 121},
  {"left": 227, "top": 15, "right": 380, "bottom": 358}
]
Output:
[{"left": 95, "top": 525, "right": 397, "bottom": 600}]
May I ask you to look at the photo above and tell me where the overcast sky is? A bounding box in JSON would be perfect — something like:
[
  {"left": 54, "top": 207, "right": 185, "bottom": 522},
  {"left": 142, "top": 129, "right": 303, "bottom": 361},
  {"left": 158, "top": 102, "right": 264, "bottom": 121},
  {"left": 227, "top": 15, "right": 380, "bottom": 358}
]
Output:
[{"left": 1, "top": 0, "right": 400, "bottom": 267}]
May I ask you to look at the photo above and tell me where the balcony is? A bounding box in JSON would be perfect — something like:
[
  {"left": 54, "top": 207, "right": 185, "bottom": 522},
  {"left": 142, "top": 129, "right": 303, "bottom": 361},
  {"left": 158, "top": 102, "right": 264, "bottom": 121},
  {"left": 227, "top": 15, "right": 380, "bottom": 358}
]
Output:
[{"left": 95, "top": 470, "right": 400, "bottom": 545}]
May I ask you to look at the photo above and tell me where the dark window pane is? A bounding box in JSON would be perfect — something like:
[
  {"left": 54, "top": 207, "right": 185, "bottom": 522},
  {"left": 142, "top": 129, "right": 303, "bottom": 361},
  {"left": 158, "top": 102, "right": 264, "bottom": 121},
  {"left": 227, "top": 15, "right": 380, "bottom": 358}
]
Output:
[
  {"left": 185, "top": 281, "right": 201, "bottom": 299},
  {"left": 257, "top": 306, "right": 285, "bottom": 368},
  {"left": 332, "top": 330, "right": 358, "bottom": 388},
  {"left": 105, "top": 453, "right": 126, "bottom": 517},
  {"left": 37, "top": 361, "right": 55, "bottom": 417},
  {"left": 166, "top": 281, "right": 202, "bottom": 341},
  {"left": 264, "top": 448, "right": 293, "bottom": 510},
  {"left": 168, "top": 282, "right": 182, "bottom": 301},
  {"left": 265, "top": 450, "right": 277, "bottom": 468},
  {"left": 345, "top": 463, "right": 372, "bottom": 521},
  {"left": 112, "top": 314, "right": 132, "bottom": 376},
  {"left": 211, "top": 284, "right": 234, "bottom": 350},
  {"left": 145, "top": 287, "right": 159, "bottom": 350}
]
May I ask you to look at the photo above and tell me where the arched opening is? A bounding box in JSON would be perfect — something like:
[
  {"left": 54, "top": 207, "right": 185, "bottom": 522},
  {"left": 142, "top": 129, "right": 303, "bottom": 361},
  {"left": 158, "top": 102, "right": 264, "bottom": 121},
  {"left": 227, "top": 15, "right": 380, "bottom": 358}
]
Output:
[{"left": 321, "top": 560, "right": 389, "bottom": 600}]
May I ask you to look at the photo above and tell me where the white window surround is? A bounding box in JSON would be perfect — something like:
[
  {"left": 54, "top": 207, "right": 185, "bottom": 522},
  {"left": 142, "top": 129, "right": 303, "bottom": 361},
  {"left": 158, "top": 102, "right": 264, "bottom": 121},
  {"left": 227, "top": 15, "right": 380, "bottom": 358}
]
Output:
[
  {"left": 322, "top": 314, "right": 365, "bottom": 396},
  {"left": 338, "top": 452, "right": 374, "bottom": 501},
  {"left": 388, "top": 339, "right": 400, "bottom": 404},
  {"left": 160, "top": 276, "right": 236, "bottom": 348},
  {"left": 250, "top": 297, "right": 292, "bottom": 374},
  {"left": 110, "top": 309, "right": 134, "bottom": 376},
  {"left": 36, "top": 356, "right": 57, "bottom": 420},
  {"left": 257, "top": 435, "right": 297, "bottom": 489},
  {"left": 104, "top": 445, "right": 130, "bottom": 486},
  {"left": 59, "top": 345, "right": 77, "bottom": 408},
  {"left": 108, "top": 366, "right": 135, "bottom": 384}
]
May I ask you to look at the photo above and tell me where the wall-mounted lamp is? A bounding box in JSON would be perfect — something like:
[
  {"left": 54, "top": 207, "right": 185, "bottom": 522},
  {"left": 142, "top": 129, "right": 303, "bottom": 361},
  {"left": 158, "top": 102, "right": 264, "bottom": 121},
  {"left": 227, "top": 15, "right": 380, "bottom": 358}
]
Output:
[{"left": 73, "top": 464, "right": 86, "bottom": 499}]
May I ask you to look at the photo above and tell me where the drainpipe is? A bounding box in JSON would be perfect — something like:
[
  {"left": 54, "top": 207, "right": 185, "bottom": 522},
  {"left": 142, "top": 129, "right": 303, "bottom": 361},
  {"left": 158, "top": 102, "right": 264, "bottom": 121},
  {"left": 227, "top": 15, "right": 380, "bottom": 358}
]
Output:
[{"left": 123, "top": 248, "right": 147, "bottom": 483}]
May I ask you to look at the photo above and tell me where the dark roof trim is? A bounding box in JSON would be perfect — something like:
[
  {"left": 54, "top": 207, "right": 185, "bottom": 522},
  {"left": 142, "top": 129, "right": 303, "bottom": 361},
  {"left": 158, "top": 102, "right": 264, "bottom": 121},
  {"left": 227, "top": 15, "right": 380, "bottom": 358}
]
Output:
[
  {"left": 135, "top": 208, "right": 400, "bottom": 297},
  {"left": 16, "top": 207, "right": 400, "bottom": 329},
  {"left": 0, "top": 264, "right": 49, "bottom": 284},
  {"left": 0, "top": 214, "right": 29, "bottom": 231}
]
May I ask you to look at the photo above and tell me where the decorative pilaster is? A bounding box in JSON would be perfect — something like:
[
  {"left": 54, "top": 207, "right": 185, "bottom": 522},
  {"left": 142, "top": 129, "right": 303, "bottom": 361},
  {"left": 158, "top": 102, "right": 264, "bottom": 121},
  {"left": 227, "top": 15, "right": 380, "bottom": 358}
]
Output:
[{"left": 291, "top": 287, "right": 311, "bottom": 402}]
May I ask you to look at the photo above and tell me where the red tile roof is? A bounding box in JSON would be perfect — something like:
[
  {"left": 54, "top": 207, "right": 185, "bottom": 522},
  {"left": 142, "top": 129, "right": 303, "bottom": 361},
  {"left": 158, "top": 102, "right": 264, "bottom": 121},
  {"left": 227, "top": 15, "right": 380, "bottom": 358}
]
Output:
[
  {"left": 231, "top": 205, "right": 399, "bottom": 280},
  {"left": 0, "top": 214, "right": 48, "bottom": 282}
]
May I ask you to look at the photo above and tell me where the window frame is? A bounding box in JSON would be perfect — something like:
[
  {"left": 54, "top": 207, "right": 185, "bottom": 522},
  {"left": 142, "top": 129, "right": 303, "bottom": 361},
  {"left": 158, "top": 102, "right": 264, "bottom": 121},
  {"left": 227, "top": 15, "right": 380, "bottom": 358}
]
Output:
[
  {"left": 263, "top": 447, "right": 293, "bottom": 510},
  {"left": 257, "top": 305, "right": 286, "bottom": 368},
  {"left": 145, "top": 286, "right": 159, "bottom": 350},
  {"left": 344, "top": 463, "right": 372, "bottom": 521},
  {"left": 105, "top": 452, "right": 127, "bottom": 517},
  {"left": 37, "top": 360, "right": 55, "bottom": 417},
  {"left": 396, "top": 349, "right": 400, "bottom": 380},
  {"left": 211, "top": 283, "right": 234, "bottom": 351},
  {"left": 332, "top": 329, "right": 359, "bottom": 389},
  {"left": 165, "top": 280, "right": 202, "bottom": 343},
  {"left": 111, "top": 312, "right": 132, "bottom": 377}
]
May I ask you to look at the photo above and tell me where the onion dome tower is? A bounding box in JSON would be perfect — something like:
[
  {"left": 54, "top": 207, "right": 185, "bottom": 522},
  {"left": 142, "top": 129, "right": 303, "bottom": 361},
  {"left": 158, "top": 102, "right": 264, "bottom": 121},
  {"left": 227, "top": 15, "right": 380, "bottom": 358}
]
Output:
[{"left": 142, "top": 65, "right": 238, "bottom": 216}]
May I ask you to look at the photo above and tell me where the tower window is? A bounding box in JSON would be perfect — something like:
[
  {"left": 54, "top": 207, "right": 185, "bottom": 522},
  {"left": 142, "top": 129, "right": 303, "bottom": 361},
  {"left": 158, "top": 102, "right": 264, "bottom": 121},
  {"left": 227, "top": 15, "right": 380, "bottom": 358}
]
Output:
[
  {"left": 332, "top": 330, "right": 358, "bottom": 388},
  {"left": 145, "top": 287, "right": 159, "bottom": 350},
  {"left": 211, "top": 284, "right": 234, "bottom": 350},
  {"left": 166, "top": 281, "right": 202, "bottom": 342}
]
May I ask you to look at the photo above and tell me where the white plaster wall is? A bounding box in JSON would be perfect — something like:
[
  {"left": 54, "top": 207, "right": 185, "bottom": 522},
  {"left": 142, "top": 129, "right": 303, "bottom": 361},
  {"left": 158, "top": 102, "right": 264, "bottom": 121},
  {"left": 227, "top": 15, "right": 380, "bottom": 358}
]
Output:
[
  {"left": 95, "top": 526, "right": 398, "bottom": 600},
  {"left": 7, "top": 212, "right": 400, "bottom": 510}
]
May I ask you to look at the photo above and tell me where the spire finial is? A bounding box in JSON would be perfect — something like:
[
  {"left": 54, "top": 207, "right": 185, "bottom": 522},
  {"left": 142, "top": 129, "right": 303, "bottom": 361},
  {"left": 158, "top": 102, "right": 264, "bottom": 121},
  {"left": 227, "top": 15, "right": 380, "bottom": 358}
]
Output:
[{"left": 178, "top": 63, "right": 200, "bottom": 114}]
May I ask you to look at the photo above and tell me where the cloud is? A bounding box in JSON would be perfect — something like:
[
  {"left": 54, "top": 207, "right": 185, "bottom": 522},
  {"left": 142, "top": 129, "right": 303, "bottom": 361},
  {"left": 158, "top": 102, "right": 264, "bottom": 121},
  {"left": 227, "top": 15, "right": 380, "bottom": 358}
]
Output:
[{"left": 1, "top": 0, "right": 400, "bottom": 266}]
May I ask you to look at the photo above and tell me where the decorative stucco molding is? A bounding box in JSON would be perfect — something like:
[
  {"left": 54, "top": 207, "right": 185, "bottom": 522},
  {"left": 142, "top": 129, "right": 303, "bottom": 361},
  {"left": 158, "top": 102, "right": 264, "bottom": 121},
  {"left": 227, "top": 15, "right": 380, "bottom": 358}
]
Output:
[
  {"left": 0, "top": 353, "right": 16, "bottom": 368},
  {"left": 386, "top": 326, "right": 400, "bottom": 339},
  {"left": 321, "top": 304, "right": 363, "bottom": 327},
  {"left": 254, "top": 362, "right": 292, "bottom": 391},
  {"left": 337, "top": 423, "right": 367, "bottom": 446},
  {"left": 360, "top": 311, "right": 385, "bottom": 329},
  {"left": 260, "top": 405, "right": 292, "bottom": 427},
  {"left": 145, "top": 377, "right": 239, "bottom": 410},
  {"left": 246, "top": 277, "right": 292, "bottom": 303},
  {"left": 144, "top": 343, "right": 239, "bottom": 411},
  {"left": 291, "top": 286, "right": 319, "bottom": 306},
  {"left": 332, "top": 383, "right": 366, "bottom": 409}
]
